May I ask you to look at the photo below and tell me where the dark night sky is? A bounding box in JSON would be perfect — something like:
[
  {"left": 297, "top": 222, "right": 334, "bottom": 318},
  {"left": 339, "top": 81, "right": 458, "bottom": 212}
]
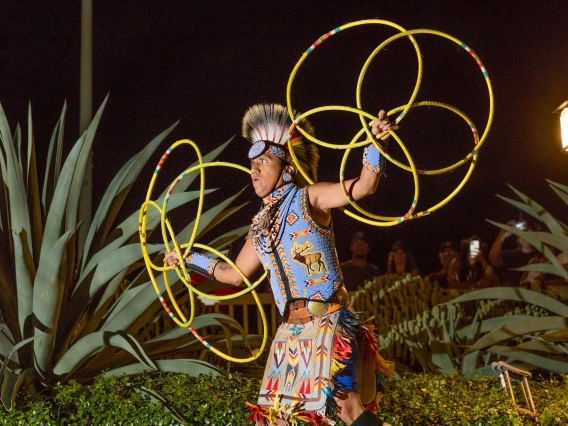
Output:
[{"left": 1, "top": 1, "right": 567, "bottom": 274}]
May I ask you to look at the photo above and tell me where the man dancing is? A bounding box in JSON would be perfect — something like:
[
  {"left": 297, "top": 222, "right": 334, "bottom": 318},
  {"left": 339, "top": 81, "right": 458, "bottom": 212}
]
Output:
[{"left": 165, "top": 103, "right": 395, "bottom": 425}]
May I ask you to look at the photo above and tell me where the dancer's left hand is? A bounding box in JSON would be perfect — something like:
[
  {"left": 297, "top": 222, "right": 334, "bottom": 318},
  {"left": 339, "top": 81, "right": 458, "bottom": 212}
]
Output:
[{"left": 371, "top": 110, "right": 398, "bottom": 140}]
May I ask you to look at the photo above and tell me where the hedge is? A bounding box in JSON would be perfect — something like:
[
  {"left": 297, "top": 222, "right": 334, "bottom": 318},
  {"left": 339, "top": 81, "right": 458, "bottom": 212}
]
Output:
[{"left": 1, "top": 372, "right": 567, "bottom": 425}]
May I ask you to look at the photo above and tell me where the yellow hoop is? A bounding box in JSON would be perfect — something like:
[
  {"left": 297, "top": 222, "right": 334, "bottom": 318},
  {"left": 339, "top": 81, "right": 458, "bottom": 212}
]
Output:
[{"left": 139, "top": 139, "right": 269, "bottom": 363}]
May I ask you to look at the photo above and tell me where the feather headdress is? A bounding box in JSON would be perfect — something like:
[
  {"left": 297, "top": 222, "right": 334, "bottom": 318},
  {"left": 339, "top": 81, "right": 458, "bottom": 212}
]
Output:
[{"left": 242, "top": 103, "right": 319, "bottom": 187}]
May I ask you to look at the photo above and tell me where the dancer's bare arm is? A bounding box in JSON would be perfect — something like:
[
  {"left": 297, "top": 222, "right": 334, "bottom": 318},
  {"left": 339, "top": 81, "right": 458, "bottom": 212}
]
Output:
[
  {"left": 308, "top": 110, "right": 396, "bottom": 212},
  {"left": 164, "top": 237, "right": 261, "bottom": 286}
]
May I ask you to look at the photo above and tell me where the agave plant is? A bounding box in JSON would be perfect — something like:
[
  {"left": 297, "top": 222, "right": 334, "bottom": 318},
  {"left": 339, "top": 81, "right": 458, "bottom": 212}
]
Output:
[
  {"left": 350, "top": 274, "right": 459, "bottom": 373},
  {"left": 353, "top": 273, "right": 563, "bottom": 376},
  {"left": 447, "top": 287, "right": 568, "bottom": 374},
  {"left": 401, "top": 182, "right": 568, "bottom": 376},
  {"left": 444, "top": 182, "right": 568, "bottom": 374},
  {"left": 0, "top": 97, "right": 254, "bottom": 410},
  {"left": 357, "top": 183, "right": 568, "bottom": 377},
  {"left": 488, "top": 181, "right": 568, "bottom": 281}
]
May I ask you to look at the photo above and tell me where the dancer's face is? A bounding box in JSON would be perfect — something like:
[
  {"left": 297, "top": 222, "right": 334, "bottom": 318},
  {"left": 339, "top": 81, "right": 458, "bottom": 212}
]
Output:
[{"left": 250, "top": 153, "right": 284, "bottom": 197}]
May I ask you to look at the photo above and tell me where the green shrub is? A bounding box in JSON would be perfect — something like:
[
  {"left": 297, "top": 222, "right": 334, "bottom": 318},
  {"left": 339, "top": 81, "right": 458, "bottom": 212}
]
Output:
[
  {"left": 0, "top": 399, "right": 56, "bottom": 425},
  {"left": 379, "top": 372, "right": 522, "bottom": 425},
  {"left": 54, "top": 376, "right": 176, "bottom": 425},
  {"left": 0, "top": 372, "right": 567, "bottom": 425},
  {"left": 529, "top": 375, "right": 568, "bottom": 426},
  {"left": 378, "top": 372, "right": 568, "bottom": 426},
  {"left": 148, "top": 373, "right": 260, "bottom": 425}
]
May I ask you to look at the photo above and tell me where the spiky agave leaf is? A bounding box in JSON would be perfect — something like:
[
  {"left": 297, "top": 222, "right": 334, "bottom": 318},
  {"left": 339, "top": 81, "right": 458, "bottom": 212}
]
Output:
[
  {"left": 541, "top": 327, "right": 568, "bottom": 343},
  {"left": 92, "top": 314, "right": 255, "bottom": 377},
  {"left": 26, "top": 104, "right": 43, "bottom": 262},
  {"left": 447, "top": 287, "right": 568, "bottom": 317},
  {"left": 12, "top": 229, "right": 34, "bottom": 341},
  {"left": 463, "top": 316, "right": 568, "bottom": 355},
  {"left": 485, "top": 345, "right": 568, "bottom": 373},
  {"left": 456, "top": 315, "right": 535, "bottom": 339},
  {"left": 0, "top": 102, "right": 32, "bottom": 251},
  {"left": 499, "top": 183, "right": 566, "bottom": 236},
  {"left": 41, "top": 102, "right": 66, "bottom": 215},
  {"left": 101, "top": 359, "right": 221, "bottom": 378},
  {"left": 0, "top": 336, "right": 37, "bottom": 410},
  {"left": 547, "top": 180, "right": 568, "bottom": 211},
  {"left": 33, "top": 230, "right": 72, "bottom": 377},
  {"left": 80, "top": 119, "right": 179, "bottom": 269}
]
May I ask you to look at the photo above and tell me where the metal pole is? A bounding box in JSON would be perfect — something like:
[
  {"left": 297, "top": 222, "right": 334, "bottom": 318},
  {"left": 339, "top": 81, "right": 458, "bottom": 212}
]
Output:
[
  {"left": 80, "top": 0, "right": 92, "bottom": 134},
  {"left": 504, "top": 371, "right": 516, "bottom": 405},
  {"left": 79, "top": 0, "right": 93, "bottom": 256},
  {"left": 523, "top": 377, "right": 537, "bottom": 416}
]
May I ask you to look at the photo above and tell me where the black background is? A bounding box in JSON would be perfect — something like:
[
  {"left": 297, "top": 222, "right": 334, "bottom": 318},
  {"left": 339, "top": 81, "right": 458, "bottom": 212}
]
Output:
[{"left": 1, "top": 1, "right": 567, "bottom": 274}]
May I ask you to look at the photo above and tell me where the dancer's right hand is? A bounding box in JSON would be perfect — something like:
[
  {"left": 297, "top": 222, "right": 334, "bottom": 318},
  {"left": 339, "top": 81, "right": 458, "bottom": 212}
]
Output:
[{"left": 164, "top": 251, "right": 181, "bottom": 267}]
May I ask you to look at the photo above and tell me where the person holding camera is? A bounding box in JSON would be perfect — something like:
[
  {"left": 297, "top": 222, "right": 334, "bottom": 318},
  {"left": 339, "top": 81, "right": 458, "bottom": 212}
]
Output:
[
  {"left": 488, "top": 219, "right": 538, "bottom": 286},
  {"left": 461, "top": 236, "right": 499, "bottom": 286}
]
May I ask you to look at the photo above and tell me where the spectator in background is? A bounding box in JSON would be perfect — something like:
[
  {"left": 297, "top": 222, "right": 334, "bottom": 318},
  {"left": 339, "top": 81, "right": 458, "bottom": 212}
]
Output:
[
  {"left": 386, "top": 240, "right": 421, "bottom": 277},
  {"left": 488, "top": 218, "right": 538, "bottom": 286},
  {"left": 519, "top": 252, "right": 549, "bottom": 289},
  {"left": 427, "top": 241, "right": 461, "bottom": 288},
  {"left": 460, "top": 235, "right": 500, "bottom": 287},
  {"left": 340, "top": 231, "right": 382, "bottom": 291}
]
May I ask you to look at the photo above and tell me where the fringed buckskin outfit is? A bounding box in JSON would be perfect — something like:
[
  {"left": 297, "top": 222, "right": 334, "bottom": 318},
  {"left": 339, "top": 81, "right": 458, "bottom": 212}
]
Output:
[{"left": 246, "top": 183, "right": 394, "bottom": 426}]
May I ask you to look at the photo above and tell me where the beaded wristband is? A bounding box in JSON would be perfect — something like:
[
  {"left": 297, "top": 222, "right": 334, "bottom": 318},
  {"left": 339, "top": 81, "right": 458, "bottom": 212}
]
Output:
[
  {"left": 185, "top": 252, "right": 219, "bottom": 280},
  {"left": 362, "top": 144, "right": 382, "bottom": 174}
]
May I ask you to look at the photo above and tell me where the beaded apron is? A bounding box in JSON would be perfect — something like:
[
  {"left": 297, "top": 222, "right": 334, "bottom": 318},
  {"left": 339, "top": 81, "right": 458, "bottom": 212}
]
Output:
[{"left": 258, "top": 310, "right": 340, "bottom": 420}]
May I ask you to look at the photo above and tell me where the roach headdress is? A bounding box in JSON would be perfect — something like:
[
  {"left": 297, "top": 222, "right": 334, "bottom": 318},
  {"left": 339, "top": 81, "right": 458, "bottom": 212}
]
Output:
[{"left": 242, "top": 103, "right": 319, "bottom": 187}]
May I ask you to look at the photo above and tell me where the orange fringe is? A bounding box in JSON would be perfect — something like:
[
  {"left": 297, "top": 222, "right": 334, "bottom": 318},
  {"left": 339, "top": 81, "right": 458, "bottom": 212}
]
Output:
[
  {"left": 360, "top": 324, "right": 395, "bottom": 378},
  {"left": 246, "top": 402, "right": 269, "bottom": 425},
  {"left": 246, "top": 403, "right": 329, "bottom": 426}
]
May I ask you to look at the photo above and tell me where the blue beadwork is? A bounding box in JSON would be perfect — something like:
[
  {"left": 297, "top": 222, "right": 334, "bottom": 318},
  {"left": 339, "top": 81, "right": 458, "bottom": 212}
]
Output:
[
  {"left": 362, "top": 144, "right": 381, "bottom": 174},
  {"left": 185, "top": 252, "right": 219, "bottom": 280},
  {"left": 249, "top": 183, "right": 343, "bottom": 315}
]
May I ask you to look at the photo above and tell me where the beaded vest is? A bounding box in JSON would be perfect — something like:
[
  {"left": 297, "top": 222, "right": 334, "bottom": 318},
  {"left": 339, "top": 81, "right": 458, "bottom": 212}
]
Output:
[{"left": 249, "top": 183, "right": 343, "bottom": 315}]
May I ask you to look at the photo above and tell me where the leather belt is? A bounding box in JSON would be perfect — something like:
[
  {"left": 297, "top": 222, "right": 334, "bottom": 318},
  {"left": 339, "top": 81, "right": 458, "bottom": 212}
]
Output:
[
  {"left": 286, "top": 302, "right": 344, "bottom": 324},
  {"left": 284, "top": 287, "right": 349, "bottom": 325}
]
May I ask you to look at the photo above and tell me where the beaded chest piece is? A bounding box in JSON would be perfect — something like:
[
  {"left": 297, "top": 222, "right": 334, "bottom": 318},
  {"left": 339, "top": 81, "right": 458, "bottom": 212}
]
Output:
[{"left": 249, "top": 183, "right": 343, "bottom": 315}]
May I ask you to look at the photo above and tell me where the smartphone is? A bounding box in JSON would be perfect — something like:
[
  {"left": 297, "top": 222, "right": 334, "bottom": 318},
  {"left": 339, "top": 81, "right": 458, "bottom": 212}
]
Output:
[
  {"left": 470, "top": 239, "right": 480, "bottom": 252},
  {"left": 514, "top": 221, "right": 527, "bottom": 231}
]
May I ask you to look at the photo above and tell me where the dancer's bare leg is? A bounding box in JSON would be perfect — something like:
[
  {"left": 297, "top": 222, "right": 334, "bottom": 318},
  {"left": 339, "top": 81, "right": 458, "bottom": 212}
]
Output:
[
  {"left": 335, "top": 391, "right": 391, "bottom": 426},
  {"left": 335, "top": 391, "right": 365, "bottom": 424}
]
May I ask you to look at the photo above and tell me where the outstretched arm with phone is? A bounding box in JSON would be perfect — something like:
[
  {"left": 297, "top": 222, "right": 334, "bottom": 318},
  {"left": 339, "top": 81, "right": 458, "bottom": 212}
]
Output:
[
  {"left": 489, "top": 219, "right": 530, "bottom": 267},
  {"left": 488, "top": 220, "right": 517, "bottom": 268},
  {"left": 469, "top": 238, "right": 492, "bottom": 272}
]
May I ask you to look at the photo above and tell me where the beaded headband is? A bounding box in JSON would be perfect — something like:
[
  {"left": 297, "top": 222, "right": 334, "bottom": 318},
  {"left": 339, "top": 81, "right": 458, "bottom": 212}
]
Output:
[{"left": 248, "top": 140, "right": 287, "bottom": 161}]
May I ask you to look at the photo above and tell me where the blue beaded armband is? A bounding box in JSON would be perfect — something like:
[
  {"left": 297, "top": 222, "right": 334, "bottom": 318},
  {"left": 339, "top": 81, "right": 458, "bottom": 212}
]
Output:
[
  {"left": 185, "top": 252, "right": 219, "bottom": 280},
  {"left": 362, "top": 144, "right": 382, "bottom": 174}
]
